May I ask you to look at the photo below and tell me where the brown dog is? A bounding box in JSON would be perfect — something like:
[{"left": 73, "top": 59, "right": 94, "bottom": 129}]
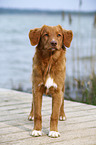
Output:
[{"left": 28, "top": 25, "right": 73, "bottom": 138}]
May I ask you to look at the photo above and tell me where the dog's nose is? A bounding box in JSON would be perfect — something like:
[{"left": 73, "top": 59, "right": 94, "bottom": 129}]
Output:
[{"left": 50, "top": 40, "right": 57, "bottom": 46}]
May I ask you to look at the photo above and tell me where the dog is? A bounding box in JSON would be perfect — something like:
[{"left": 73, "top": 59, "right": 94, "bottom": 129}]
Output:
[{"left": 28, "top": 25, "right": 73, "bottom": 138}]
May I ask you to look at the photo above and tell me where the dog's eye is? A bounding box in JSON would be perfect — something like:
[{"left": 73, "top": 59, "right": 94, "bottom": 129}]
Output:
[
  {"left": 44, "top": 33, "right": 49, "bottom": 37},
  {"left": 57, "top": 34, "right": 61, "bottom": 37}
]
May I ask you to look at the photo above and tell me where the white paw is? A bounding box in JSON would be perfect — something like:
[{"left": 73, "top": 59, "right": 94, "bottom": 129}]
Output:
[
  {"left": 48, "top": 131, "right": 60, "bottom": 138},
  {"left": 59, "top": 116, "right": 66, "bottom": 121},
  {"left": 32, "top": 130, "right": 42, "bottom": 137},
  {"left": 28, "top": 115, "right": 34, "bottom": 121}
]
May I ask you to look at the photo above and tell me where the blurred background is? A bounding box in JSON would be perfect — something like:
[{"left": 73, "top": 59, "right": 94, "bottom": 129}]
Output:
[{"left": 0, "top": 0, "right": 96, "bottom": 105}]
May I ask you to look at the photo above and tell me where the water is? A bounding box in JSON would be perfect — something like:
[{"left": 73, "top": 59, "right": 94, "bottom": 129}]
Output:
[{"left": 0, "top": 13, "right": 96, "bottom": 92}]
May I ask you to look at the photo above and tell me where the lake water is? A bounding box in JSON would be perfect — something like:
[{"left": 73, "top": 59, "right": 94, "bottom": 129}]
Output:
[{"left": 0, "top": 13, "right": 96, "bottom": 92}]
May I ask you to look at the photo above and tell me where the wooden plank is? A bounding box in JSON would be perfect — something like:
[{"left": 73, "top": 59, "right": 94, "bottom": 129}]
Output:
[
  {"left": 0, "top": 105, "right": 96, "bottom": 122},
  {"left": 0, "top": 128, "right": 96, "bottom": 145},
  {"left": 0, "top": 99, "right": 95, "bottom": 113},
  {"left": 0, "top": 119, "right": 96, "bottom": 136},
  {"left": 0, "top": 103, "right": 96, "bottom": 117},
  {"left": 48, "top": 136, "right": 96, "bottom": 145}
]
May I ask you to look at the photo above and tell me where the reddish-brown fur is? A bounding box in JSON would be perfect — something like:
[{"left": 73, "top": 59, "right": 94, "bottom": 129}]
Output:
[{"left": 28, "top": 25, "right": 73, "bottom": 135}]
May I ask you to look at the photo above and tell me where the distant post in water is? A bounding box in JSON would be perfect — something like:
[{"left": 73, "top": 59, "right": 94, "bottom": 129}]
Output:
[
  {"left": 69, "top": 13, "right": 72, "bottom": 25},
  {"left": 62, "top": 11, "right": 64, "bottom": 21},
  {"left": 94, "top": 14, "right": 96, "bottom": 28}
]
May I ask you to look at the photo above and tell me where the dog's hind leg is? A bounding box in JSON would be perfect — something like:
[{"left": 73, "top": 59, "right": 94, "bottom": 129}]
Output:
[
  {"left": 59, "top": 96, "right": 66, "bottom": 121},
  {"left": 28, "top": 101, "right": 34, "bottom": 121}
]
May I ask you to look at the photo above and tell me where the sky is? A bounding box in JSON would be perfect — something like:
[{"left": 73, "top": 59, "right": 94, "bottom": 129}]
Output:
[{"left": 0, "top": 0, "right": 96, "bottom": 12}]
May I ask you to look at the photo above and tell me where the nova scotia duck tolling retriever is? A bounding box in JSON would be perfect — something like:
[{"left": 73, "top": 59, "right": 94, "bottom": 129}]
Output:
[{"left": 28, "top": 25, "right": 73, "bottom": 138}]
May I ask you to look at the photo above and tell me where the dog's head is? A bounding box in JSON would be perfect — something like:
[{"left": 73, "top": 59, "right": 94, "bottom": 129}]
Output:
[{"left": 29, "top": 25, "right": 73, "bottom": 51}]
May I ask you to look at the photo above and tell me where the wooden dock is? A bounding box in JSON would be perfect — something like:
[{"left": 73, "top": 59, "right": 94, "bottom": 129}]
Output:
[{"left": 0, "top": 88, "right": 96, "bottom": 145}]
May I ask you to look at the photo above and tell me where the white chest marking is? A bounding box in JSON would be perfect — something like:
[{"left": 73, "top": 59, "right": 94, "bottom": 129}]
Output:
[{"left": 45, "top": 76, "right": 57, "bottom": 89}]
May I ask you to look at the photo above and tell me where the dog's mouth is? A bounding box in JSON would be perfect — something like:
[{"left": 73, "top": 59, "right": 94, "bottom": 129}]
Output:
[{"left": 48, "top": 47, "right": 58, "bottom": 51}]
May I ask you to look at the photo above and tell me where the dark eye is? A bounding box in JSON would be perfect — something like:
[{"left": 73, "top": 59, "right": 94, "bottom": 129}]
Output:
[
  {"left": 44, "top": 33, "right": 49, "bottom": 37},
  {"left": 57, "top": 34, "right": 61, "bottom": 37}
]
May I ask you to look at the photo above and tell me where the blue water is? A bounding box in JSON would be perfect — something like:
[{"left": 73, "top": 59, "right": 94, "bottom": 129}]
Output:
[{"left": 0, "top": 13, "right": 96, "bottom": 91}]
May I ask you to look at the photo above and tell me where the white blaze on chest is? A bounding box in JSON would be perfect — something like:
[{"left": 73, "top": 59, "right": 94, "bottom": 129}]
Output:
[{"left": 45, "top": 76, "right": 57, "bottom": 89}]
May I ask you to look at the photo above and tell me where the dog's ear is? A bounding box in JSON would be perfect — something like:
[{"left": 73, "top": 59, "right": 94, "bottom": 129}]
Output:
[
  {"left": 63, "top": 29, "right": 73, "bottom": 48},
  {"left": 29, "top": 28, "right": 41, "bottom": 46},
  {"left": 57, "top": 25, "right": 73, "bottom": 48}
]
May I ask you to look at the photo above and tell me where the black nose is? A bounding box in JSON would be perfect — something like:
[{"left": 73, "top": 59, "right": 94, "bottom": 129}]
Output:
[{"left": 50, "top": 40, "right": 57, "bottom": 46}]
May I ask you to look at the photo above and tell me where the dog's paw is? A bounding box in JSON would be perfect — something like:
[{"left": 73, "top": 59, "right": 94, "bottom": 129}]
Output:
[
  {"left": 59, "top": 116, "right": 66, "bottom": 121},
  {"left": 28, "top": 114, "right": 34, "bottom": 121},
  {"left": 32, "top": 130, "right": 42, "bottom": 137},
  {"left": 48, "top": 131, "right": 60, "bottom": 138}
]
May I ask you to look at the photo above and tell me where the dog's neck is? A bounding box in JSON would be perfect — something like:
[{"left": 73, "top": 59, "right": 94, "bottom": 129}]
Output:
[{"left": 36, "top": 46, "right": 65, "bottom": 62}]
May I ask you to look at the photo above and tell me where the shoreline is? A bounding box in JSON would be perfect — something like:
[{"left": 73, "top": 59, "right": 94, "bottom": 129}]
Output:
[{"left": 0, "top": 8, "right": 96, "bottom": 15}]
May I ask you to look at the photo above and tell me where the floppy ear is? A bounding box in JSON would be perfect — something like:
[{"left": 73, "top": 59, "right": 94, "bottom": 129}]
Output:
[
  {"left": 63, "top": 29, "right": 73, "bottom": 48},
  {"left": 29, "top": 28, "right": 41, "bottom": 46}
]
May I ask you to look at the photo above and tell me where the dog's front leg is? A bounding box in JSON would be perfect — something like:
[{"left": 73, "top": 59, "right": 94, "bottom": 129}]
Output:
[
  {"left": 28, "top": 101, "right": 34, "bottom": 121},
  {"left": 32, "top": 86, "right": 43, "bottom": 137},
  {"left": 49, "top": 88, "right": 62, "bottom": 138}
]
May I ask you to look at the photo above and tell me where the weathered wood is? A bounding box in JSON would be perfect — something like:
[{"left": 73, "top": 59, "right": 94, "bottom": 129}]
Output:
[{"left": 0, "top": 89, "right": 96, "bottom": 145}]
